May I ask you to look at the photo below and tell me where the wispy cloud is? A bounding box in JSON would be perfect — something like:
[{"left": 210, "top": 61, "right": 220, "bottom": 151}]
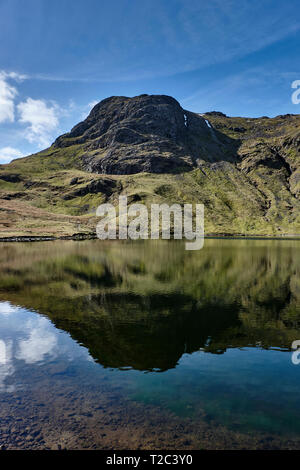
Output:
[
  {"left": 182, "top": 65, "right": 299, "bottom": 116},
  {"left": 0, "top": 70, "right": 28, "bottom": 123},
  {"left": 24, "top": 1, "right": 300, "bottom": 83},
  {"left": 17, "top": 98, "right": 60, "bottom": 148},
  {"left": 1, "top": 71, "right": 28, "bottom": 81},
  {"left": 1, "top": 3, "right": 299, "bottom": 85},
  {"left": 0, "top": 72, "right": 18, "bottom": 123}
]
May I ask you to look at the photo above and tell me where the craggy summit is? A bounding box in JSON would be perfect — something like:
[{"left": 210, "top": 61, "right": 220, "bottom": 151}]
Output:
[{"left": 54, "top": 94, "right": 237, "bottom": 174}]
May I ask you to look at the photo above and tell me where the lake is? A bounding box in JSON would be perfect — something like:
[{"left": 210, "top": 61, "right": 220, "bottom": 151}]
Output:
[{"left": 0, "top": 238, "right": 299, "bottom": 449}]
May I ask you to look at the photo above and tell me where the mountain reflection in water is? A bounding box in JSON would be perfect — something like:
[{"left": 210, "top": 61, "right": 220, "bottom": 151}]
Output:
[
  {"left": 0, "top": 239, "right": 299, "bottom": 371},
  {"left": 0, "top": 239, "right": 300, "bottom": 449}
]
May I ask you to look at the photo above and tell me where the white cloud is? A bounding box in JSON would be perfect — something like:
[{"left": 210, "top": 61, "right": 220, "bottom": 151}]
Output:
[
  {"left": 17, "top": 98, "right": 60, "bottom": 148},
  {"left": 16, "top": 317, "right": 58, "bottom": 364},
  {"left": 0, "top": 146, "right": 24, "bottom": 163},
  {"left": 0, "top": 340, "right": 7, "bottom": 364},
  {"left": 0, "top": 71, "right": 27, "bottom": 124},
  {"left": 4, "top": 71, "right": 27, "bottom": 81},
  {"left": 0, "top": 71, "right": 63, "bottom": 151},
  {"left": 0, "top": 72, "right": 18, "bottom": 123},
  {"left": 0, "top": 301, "right": 20, "bottom": 315},
  {"left": 0, "top": 339, "right": 15, "bottom": 392}
]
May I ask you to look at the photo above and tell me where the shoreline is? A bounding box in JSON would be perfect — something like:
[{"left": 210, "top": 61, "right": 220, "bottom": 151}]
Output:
[{"left": 0, "top": 233, "right": 300, "bottom": 242}]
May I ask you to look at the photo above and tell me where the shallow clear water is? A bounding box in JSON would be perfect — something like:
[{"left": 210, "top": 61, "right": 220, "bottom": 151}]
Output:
[{"left": 0, "top": 239, "right": 299, "bottom": 449}]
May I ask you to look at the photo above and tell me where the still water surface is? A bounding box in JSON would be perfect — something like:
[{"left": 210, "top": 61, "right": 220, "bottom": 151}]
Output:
[{"left": 0, "top": 239, "right": 299, "bottom": 449}]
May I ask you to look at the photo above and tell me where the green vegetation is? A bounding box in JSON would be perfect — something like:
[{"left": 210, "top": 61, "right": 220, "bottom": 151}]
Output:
[{"left": 0, "top": 108, "right": 299, "bottom": 237}]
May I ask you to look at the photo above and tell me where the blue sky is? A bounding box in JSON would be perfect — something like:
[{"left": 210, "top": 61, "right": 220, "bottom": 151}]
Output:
[{"left": 0, "top": 0, "right": 300, "bottom": 162}]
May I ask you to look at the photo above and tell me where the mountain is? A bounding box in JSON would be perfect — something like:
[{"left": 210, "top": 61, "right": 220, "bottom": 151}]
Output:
[
  {"left": 53, "top": 94, "right": 238, "bottom": 173},
  {"left": 0, "top": 94, "right": 299, "bottom": 238}
]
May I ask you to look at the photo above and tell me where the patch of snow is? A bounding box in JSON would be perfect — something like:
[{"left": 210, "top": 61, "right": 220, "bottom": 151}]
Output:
[
  {"left": 204, "top": 119, "right": 212, "bottom": 129},
  {"left": 184, "top": 114, "right": 188, "bottom": 127}
]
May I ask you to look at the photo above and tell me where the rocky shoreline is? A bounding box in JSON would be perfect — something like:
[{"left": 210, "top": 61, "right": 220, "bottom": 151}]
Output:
[
  {"left": 0, "top": 233, "right": 97, "bottom": 243},
  {"left": 0, "top": 233, "right": 299, "bottom": 242}
]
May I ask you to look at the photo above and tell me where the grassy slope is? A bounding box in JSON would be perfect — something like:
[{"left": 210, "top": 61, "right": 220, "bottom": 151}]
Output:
[{"left": 0, "top": 113, "right": 299, "bottom": 237}]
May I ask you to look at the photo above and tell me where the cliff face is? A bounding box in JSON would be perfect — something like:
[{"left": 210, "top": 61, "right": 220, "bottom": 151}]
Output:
[{"left": 0, "top": 94, "right": 299, "bottom": 237}]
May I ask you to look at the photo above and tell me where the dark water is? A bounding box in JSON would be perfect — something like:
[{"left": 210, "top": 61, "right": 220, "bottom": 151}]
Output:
[{"left": 0, "top": 239, "right": 300, "bottom": 449}]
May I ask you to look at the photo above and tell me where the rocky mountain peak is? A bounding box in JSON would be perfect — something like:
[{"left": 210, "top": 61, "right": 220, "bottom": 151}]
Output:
[{"left": 54, "top": 94, "right": 233, "bottom": 174}]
